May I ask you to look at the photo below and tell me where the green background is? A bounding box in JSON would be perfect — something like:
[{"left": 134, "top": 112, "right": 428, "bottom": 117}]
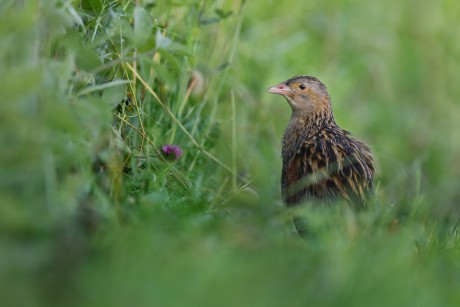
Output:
[{"left": 0, "top": 0, "right": 459, "bottom": 306}]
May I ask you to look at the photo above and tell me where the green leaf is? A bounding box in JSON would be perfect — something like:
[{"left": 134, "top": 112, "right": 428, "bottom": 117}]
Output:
[
  {"left": 155, "top": 29, "right": 172, "bottom": 49},
  {"left": 101, "top": 81, "right": 127, "bottom": 107},
  {"left": 134, "top": 7, "right": 154, "bottom": 46},
  {"left": 81, "top": 0, "right": 103, "bottom": 15},
  {"left": 75, "top": 45, "right": 102, "bottom": 71},
  {"left": 0, "top": 68, "right": 41, "bottom": 102},
  {"left": 77, "top": 79, "right": 131, "bottom": 97}
]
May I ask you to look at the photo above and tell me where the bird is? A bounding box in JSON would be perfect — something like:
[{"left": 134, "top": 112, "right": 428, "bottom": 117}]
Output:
[{"left": 267, "top": 75, "right": 375, "bottom": 235}]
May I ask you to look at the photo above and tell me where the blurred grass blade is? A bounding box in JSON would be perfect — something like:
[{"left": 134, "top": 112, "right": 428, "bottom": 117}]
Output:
[{"left": 77, "top": 80, "right": 132, "bottom": 96}]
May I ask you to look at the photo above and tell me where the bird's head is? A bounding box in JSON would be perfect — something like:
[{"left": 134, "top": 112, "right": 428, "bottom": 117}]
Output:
[{"left": 267, "top": 75, "right": 331, "bottom": 115}]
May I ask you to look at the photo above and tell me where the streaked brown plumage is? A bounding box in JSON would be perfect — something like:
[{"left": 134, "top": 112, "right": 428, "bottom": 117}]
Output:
[{"left": 267, "top": 75, "right": 374, "bottom": 234}]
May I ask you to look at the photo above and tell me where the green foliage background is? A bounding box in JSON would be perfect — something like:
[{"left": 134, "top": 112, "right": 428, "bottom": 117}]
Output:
[{"left": 0, "top": 0, "right": 459, "bottom": 306}]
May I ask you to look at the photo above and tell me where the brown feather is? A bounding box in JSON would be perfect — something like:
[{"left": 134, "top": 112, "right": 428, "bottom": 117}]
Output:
[{"left": 268, "top": 75, "right": 374, "bottom": 234}]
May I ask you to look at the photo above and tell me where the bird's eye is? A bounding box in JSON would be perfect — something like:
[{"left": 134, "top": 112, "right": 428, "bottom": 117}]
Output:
[{"left": 299, "top": 84, "right": 306, "bottom": 90}]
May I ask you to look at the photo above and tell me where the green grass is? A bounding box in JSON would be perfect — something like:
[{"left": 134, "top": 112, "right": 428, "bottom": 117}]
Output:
[{"left": 1, "top": 0, "right": 459, "bottom": 306}]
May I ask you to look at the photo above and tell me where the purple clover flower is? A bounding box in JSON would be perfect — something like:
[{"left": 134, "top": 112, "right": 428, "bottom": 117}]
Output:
[{"left": 162, "top": 144, "right": 183, "bottom": 160}]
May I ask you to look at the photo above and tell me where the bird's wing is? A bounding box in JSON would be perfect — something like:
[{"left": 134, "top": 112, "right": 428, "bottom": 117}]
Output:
[{"left": 282, "top": 130, "right": 374, "bottom": 207}]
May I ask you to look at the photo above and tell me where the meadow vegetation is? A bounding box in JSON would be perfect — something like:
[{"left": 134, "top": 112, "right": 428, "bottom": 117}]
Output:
[{"left": 1, "top": 0, "right": 459, "bottom": 306}]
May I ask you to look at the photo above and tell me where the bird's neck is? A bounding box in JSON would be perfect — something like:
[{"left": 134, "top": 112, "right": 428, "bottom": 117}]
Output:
[
  {"left": 282, "top": 109, "right": 335, "bottom": 161},
  {"left": 289, "top": 108, "right": 335, "bottom": 131}
]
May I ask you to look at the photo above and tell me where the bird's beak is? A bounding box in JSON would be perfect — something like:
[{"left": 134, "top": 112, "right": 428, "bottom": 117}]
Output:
[{"left": 267, "top": 83, "right": 291, "bottom": 96}]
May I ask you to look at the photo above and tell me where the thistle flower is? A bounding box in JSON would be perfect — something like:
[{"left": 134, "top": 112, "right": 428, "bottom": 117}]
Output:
[{"left": 162, "top": 144, "right": 183, "bottom": 160}]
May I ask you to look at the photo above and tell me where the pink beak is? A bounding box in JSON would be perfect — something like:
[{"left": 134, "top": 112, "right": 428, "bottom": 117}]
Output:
[{"left": 267, "top": 83, "right": 291, "bottom": 96}]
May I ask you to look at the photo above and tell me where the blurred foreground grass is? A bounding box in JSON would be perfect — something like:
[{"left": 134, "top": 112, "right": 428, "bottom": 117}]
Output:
[{"left": 0, "top": 0, "right": 459, "bottom": 306}]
